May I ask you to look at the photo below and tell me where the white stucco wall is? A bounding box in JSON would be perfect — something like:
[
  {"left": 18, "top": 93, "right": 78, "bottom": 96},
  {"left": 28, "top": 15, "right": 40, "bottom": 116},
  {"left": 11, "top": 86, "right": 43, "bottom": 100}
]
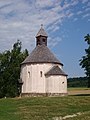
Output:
[
  {"left": 21, "top": 63, "right": 55, "bottom": 93},
  {"left": 21, "top": 63, "right": 67, "bottom": 94},
  {"left": 46, "top": 75, "right": 67, "bottom": 93},
  {"left": 20, "top": 64, "right": 27, "bottom": 92}
]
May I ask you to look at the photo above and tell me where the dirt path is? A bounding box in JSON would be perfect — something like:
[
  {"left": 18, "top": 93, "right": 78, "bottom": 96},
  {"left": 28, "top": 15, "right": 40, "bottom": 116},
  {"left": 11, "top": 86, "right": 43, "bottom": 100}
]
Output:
[{"left": 68, "top": 89, "right": 90, "bottom": 95}]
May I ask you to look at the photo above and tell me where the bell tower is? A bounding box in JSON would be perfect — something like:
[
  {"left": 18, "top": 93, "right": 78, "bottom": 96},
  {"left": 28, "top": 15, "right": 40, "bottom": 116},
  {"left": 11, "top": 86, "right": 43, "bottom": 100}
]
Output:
[{"left": 36, "top": 24, "right": 48, "bottom": 46}]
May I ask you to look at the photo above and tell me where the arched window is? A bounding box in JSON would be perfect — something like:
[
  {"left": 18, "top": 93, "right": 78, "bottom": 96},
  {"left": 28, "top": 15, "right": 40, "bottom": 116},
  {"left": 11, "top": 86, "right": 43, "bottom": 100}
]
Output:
[
  {"left": 28, "top": 71, "right": 30, "bottom": 78},
  {"left": 43, "top": 39, "right": 45, "bottom": 42},
  {"left": 40, "top": 71, "right": 42, "bottom": 77}
]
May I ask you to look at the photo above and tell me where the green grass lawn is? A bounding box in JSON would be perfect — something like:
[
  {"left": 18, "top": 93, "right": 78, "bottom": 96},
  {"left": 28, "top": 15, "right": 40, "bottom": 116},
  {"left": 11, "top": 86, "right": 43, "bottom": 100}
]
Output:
[{"left": 0, "top": 96, "right": 90, "bottom": 120}]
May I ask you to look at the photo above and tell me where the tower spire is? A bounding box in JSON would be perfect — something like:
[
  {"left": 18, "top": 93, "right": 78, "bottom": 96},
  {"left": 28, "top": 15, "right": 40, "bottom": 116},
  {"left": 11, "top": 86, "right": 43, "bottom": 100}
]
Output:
[
  {"left": 36, "top": 24, "right": 48, "bottom": 38},
  {"left": 36, "top": 25, "right": 48, "bottom": 46},
  {"left": 41, "top": 24, "right": 43, "bottom": 28}
]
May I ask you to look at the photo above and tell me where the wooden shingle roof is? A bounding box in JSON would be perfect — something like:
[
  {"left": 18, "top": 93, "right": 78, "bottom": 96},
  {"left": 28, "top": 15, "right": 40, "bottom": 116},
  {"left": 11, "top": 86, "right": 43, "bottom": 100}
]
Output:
[
  {"left": 21, "top": 45, "right": 63, "bottom": 65},
  {"left": 45, "top": 66, "right": 67, "bottom": 76},
  {"left": 36, "top": 26, "right": 48, "bottom": 37}
]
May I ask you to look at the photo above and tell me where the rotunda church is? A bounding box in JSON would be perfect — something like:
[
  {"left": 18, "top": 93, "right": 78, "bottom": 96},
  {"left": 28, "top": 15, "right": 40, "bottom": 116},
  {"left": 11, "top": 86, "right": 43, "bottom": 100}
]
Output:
[{"left": 20, "top": 25, "right": 68, "bottom": 97}]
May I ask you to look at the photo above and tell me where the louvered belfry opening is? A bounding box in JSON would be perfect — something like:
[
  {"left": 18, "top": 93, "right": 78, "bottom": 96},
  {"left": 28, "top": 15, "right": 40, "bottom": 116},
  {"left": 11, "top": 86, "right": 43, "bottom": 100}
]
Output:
[
  {"left": 36, "top": 25, "right": 48, "bottom": 46},
  {"left": 36, "top": 36, "right": 47, "bottom": 46}
]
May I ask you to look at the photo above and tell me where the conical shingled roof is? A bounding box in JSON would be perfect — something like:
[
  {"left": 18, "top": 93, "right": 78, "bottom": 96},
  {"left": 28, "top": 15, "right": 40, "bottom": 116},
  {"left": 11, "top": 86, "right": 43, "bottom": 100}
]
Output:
[
  {"left": 36, "top": 26, "right": 48, "bottom": 37},
  {"left": 21, "top": 45, "right": 63, "bottom": 65},
  {"left": 45, "top": 66, "right": 67, "bottom": 76}
]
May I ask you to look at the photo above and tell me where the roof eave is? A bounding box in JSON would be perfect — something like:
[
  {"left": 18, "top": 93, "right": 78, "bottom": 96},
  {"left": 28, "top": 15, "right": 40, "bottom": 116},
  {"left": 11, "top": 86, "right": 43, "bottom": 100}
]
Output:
[
  {"left": 36, "top": 35, "right": 48, "bottom": 38},
  {"left": 45, "top": 73, "right": 68, "bottom": 76},
  {"left": 21, "top": 61, "right": 63, "bottom": 66}
]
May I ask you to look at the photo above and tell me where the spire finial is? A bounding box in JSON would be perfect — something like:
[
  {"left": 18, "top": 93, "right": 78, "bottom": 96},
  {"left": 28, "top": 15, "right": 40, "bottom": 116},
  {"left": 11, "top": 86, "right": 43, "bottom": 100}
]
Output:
[
  {"left": 36, "top": 24, "right": 48, "bottom": 38},
  {"left": 41, "top": 24, "right": 43, "bottom": 28}
]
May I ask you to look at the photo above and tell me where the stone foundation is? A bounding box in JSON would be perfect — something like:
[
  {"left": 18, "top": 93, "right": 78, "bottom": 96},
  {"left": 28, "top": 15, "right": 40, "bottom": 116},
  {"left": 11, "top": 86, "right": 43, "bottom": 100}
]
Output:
[{"left": 21, "top": 93, "right": 68, "bottom": 97}]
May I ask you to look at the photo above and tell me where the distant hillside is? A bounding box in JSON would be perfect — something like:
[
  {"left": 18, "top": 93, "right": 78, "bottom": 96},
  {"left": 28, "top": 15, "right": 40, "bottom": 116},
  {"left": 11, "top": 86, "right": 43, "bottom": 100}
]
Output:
[{"left": 67, "top": 77, "right": 88, "bottom": 87}]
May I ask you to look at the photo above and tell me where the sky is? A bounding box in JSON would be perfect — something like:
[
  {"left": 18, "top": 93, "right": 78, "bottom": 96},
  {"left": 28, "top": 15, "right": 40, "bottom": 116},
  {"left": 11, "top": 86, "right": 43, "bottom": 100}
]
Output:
[{"left": 0, "top": 0, "right": 90, "bottom": 78}]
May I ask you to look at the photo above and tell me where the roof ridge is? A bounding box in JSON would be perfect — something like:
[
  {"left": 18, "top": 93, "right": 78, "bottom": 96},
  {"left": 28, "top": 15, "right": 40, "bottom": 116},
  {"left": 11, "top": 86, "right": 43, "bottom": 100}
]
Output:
[{"left": 45, "top": 65, "right": 67, "bottom": 76}]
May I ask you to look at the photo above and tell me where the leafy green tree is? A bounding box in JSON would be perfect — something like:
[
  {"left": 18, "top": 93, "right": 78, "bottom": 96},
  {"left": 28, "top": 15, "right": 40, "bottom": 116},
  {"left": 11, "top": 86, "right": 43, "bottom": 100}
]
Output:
[
  {"left": 80, "top": 34, "right": 90, "bottom": 87},
  {"left": 0, "top": 40, "right": 28, "bottom": 98}
]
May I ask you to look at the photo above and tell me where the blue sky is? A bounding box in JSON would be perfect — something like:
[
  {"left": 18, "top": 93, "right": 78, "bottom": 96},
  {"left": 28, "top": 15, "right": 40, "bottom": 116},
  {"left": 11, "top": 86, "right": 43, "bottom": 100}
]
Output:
[{"left": 0, "top": 0, "right": 90, "bottom": 77}]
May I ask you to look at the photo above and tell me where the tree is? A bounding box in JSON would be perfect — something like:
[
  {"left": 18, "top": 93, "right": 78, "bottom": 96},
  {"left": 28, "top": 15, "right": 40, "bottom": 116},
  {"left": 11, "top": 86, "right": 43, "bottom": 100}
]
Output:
[
  {"left": 0, "top": 40, "right": 28, "bottom": 98},
  {"left": 80, "top": 34, "right": 90, "bottom": 87}
]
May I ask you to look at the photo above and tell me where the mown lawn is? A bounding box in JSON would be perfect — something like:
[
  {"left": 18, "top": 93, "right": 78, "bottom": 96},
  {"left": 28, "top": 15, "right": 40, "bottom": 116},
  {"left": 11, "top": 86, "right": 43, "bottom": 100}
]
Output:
[{"left": 0, "top": 96, "right": 90, "bottom": 120}]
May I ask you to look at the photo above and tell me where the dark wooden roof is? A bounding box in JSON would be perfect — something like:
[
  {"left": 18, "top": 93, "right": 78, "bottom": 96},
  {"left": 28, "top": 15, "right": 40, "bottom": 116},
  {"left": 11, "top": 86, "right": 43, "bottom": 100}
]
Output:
[
  {"left": 45, "top": 66, "right": 67, "bottom": 76},
  {"left": 36, "top": 27, "right": 48, "bottom": 37},
  {"left": 21, "top": 45, "right": 63, "bottom": 65}
]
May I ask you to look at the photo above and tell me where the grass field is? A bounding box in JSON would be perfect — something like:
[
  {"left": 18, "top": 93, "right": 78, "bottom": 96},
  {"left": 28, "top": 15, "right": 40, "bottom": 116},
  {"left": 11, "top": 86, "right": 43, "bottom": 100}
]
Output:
[{"left": 0, "top": 89, "right": 90, "bottom": 120}]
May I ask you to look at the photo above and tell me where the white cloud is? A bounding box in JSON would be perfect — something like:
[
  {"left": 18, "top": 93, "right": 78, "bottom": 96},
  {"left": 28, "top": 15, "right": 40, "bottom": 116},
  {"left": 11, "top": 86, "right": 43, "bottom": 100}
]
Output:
[
  {"left": 0, "top": 0, "right": 89, "bottom": 52},
  {"left": 77, "top": 11, "right": 83, "bottom": 15},
  {"left": 67, "top": 12, "right": 74, "bottom": 18},
  {"left": 48, "top": 37, "right": 62, "bottom": 48},
  {"left": 35, "top": 0, "right": 54, "bottom": 8},
  {"left": 73, "top": 18, "right": 78, "bottom": 21},
  {"left": 82, "top": 0, "right": 89, "bottom": 4},
  {"left": 83, "top": 13, "right": 90, "bottom": 18},
  {"left": 85, "top": 7, "right": 90, "bottom": 12},
  {"left": 87, "top": 1, "right": 90, "bottom": 6}
]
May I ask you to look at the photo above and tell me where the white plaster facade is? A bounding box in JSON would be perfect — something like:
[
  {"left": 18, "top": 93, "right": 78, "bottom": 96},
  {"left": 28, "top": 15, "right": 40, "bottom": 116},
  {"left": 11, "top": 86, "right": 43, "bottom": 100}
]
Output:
[
  {"left": 46, "top": 75, "right": 67, "bottom": 94},
  {"left": 21, "top": 63, "right": 67, "bottom": 96}
]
